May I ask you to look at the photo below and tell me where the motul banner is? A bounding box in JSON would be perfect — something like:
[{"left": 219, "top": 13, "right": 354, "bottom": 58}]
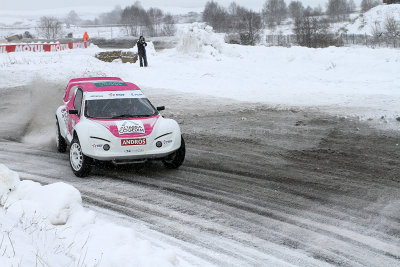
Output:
[{"left": 0, "top": 42, "right": 89, "bottom": 53}]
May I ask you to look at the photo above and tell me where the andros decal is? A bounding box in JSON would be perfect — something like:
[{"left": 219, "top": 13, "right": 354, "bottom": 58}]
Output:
[
  {"left": 121, "top": 138, "right": 147, "bottom": 146},
  {"left": 116, "top": 120, "right": 145, "bottom": 135}
]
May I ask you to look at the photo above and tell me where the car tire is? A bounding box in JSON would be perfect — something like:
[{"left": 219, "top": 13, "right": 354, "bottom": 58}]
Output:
[
  {"left": 163, "top": 136, "right": 185, "bottom": 169},
  {"left": 56, "top": 120, "right": 67, "bottom": 153},
  {"left": 69, "top": 137, "right": 92, "bottom": 177}
]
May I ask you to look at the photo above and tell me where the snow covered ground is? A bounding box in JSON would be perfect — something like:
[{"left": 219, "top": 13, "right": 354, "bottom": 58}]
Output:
[
  {"left": 0, "top": 164, "right": 197, "bottom": 266},
  {"left": 1, "top": 23, "right": 399, "bottom": 124}
]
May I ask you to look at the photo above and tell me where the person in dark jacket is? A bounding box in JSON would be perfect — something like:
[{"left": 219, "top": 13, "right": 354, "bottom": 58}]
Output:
[{"left": 137, "top": 36, "right": 148, "bottom": 67}]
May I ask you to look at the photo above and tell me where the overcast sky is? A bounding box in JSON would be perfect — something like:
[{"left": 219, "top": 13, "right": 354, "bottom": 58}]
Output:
[{"left": 4, "top": 0, "right": 362, "bottom": 12}]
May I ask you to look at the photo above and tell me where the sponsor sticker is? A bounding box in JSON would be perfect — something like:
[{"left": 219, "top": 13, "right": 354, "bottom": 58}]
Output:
[
  {"left": 121, "top": 138, "right": 147, "bottom": 146},
  {"left": 125, "top": 148, "right": 144, "bottom": 153},
  {"left": 116, "top": 120, "right": 145, "bottom": 135},
  {"left": 163, "top": 140, "right": 173, "bottom": 145},
  {"left": 85, "top": 90, "right": 145, "bottom": 100},
  {"left": 92, "top": 144, "right": 103, "bottom": 149},
  {"left": 94, "top": 82, "right": 127, "bottom": 87}
]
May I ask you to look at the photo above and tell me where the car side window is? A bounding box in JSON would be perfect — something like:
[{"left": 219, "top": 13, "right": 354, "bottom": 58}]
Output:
[
  {"left": 73, "top": 89, "right": 83, "bottom": 116},
  {"left": 67, "top": 86, "right": 76, "bottom": 101}
]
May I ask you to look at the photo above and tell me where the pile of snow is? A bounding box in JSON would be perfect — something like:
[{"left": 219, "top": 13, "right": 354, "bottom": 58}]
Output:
[
  {"left": 0, "top": 164, "right": 185, "bottom": 266},
  {"left": 346, "top": 4, "right": 400, "bottom": 34},
  {"left": 177, "top": 23, "right": 225, "bottom": 57},
  {"left": 0, "top": 164, "right": 19, "bottom": 201}
]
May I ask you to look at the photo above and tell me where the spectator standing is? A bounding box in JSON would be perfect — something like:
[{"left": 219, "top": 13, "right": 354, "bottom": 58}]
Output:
[
  {"left": 137, "top": 36, "right": 148, "bottom": 67},
  {"left": 83, "top": 32, "right": 89, "bottom": 42}
]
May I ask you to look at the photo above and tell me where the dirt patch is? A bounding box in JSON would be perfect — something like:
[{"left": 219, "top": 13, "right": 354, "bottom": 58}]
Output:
[{"left": 95, "top": 51, "right": 138, "bottom": 63}]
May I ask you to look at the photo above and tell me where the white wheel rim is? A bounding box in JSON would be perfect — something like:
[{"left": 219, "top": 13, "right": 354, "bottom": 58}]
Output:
[
  {"left": 56, "top": 123, "right": 60, "bottom": 148},
  {"left": 70, "top": 143, "right": 83, "bottom": 171}
]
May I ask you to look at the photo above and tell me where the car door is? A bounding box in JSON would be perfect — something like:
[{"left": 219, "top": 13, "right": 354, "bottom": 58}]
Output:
[{"left": 67, "top": 88, "right": 83, "bottom": 136}]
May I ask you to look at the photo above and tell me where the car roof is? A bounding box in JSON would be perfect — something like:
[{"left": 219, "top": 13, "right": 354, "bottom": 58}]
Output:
[
  {"left": 68, "top": 77, "right": 123, "bottom": 83},
  {"left": 63, "top": 77, "right": 141, "bottom": 102}
]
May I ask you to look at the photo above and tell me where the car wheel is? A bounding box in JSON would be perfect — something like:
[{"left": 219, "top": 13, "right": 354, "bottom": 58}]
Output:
[
  {"left": 56, "top": 120, "right": 67, "bottom": 153},
  {"left": 163, "top": 136, "right": 185, "bottom": 169},
  {"left": 69, "top": 137, "right": 92, "bottom": 177}
]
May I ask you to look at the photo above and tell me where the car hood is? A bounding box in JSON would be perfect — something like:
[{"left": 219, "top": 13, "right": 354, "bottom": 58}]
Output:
[{"left": 88, "top": 115, "right": 160, "bottom": 138}]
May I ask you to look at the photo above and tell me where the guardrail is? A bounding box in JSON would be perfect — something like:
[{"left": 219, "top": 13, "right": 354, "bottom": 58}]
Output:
[{"left": 0, "top": 41, "right": 89, "bottom": 53}]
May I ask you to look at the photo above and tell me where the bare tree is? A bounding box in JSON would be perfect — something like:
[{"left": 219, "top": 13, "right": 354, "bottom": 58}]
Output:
[
  {"left": 304, "top": 6, "right": 314, "bottom": 16},
  {"left": 262, "top": 0, "right": 288, "bottom": 27},
  {"left": 347, "top": 0, "right": 357, "bottom": 12},
  {"left": 121, "top": 3, "right": 153, "bottom": 36},
  {"left": 148, "top": 8, "right": 164, "bottom": 35},
  {"left": 384, "top": 16, "right": 399, "bottom": 47},
  {"left": 162, "top": 14, "right": 176, "bottom": 36},
  {"left": 361, "top": 0, "right": 380, "bottom": 13},
  {"left": 98, "top": 5, "right": 123, "bottom": 24},
  {"left": 294, "top": 14, "right": 339, "bottom": 47},
  {"left": 313, "top": 5, "right": 324, "bottom": 16},
  {"left": 65, "top": 10, "right": 81, "bottom": 27},
  {"left": 288, "top": 1, "right": 304, "bottom": 19},
  {"left": 227, "top": 2, "right": 240, "bottom": 32},
  {"left": 238, "top": 9, "right": 262, "bottom": 45},
  {"left": 37, "top": 16, "right": 64, "bottom": 39},
  {"left": 327, "top": 0, "right": 351, "bottom": 21},
  {"left": 370, "top": 20, "right": 383, "bottom": 45},
  {"left": 202, "top": 1, "right": 229, "bottom": 32}
]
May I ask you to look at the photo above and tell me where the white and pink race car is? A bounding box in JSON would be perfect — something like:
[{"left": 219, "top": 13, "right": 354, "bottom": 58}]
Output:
[{"left": 56, "top": 77, "right": 185, "bottom": 177}]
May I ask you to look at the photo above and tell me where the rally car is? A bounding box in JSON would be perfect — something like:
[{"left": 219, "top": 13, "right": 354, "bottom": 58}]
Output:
[{"left": 55, "top": 77, "right": 185, "bottom": 177}]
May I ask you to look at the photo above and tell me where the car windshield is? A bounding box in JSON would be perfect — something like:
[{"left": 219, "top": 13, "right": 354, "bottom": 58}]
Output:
[{"left": 85, "top": 98, "right": 158, "bottom": 119}]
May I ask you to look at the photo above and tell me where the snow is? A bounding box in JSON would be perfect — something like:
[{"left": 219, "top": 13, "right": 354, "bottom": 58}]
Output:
[
  {"left": 0, "top": 164, "right": 188, "bottom": 266},
  {"left": 1, "top": 23, "right": 400, "bottom": 126},
  {"left": 345, "top": 4, "right": 400, "bottom": 35},
  {"left": 177, "top": 23, "right": 225, "bottom": 56},
  {"left": 0, "top": 164, "right": 20, "bottom": 202}
]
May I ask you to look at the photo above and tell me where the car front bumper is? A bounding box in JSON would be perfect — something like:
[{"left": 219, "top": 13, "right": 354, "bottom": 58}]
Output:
[{"left": 83, "top": 133, "right": 181, "bottom": 161}]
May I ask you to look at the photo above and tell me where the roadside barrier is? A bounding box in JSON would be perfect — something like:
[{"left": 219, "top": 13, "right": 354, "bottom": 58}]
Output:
[{"left": 0, "top": 41, "right": 90, "bottom": 53}]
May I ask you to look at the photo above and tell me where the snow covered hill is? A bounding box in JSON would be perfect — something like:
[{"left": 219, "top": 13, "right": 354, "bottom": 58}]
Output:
[
  {"left": 343, "top": 4, "right": 400, "bottom": 34},
  {"left": 265, "top": 4, "right": 400, "bottom": 36}
]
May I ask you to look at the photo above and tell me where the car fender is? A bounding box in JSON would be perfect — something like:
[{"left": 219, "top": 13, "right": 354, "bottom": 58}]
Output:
[
  {"left": 56, "top": 105, "right": 68, "bottom": 139},
  {"left": 152, "top": 117, "right": 182, "bottom": 150},
  {"left": 73, "top": 119, "right": 115, "bottom": 155}
]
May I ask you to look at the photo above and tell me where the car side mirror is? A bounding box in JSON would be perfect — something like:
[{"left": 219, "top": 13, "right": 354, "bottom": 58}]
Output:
[
  {"left": 157, "top": 106, "right": 165, "bottom": 111},
  {"left": 68, "top": 109, "right": 79, "bottom": 115}
]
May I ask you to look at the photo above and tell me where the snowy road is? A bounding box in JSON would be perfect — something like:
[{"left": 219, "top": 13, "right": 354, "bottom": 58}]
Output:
[{"left": 1, "top": 84, "right": 400, "bottom": 266}]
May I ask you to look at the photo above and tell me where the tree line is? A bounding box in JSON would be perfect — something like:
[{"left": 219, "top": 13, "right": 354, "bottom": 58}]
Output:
[
  {"left": 202, "top": 0, "right": 386, "bottom": 47},
  {"left": 37, "top": 2, "right": 176, "bottom": 39}
]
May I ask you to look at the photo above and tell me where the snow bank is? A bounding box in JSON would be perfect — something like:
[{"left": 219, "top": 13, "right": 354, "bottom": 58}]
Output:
[
  {"left": 0, "top": 164, "right": 19, "bottom": 202},
  {"left": 0, "top": 164, "right": 184, "bottom": 267},
  {"left": 177, "top": 23, "right": 225, "bottom": 57}
]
